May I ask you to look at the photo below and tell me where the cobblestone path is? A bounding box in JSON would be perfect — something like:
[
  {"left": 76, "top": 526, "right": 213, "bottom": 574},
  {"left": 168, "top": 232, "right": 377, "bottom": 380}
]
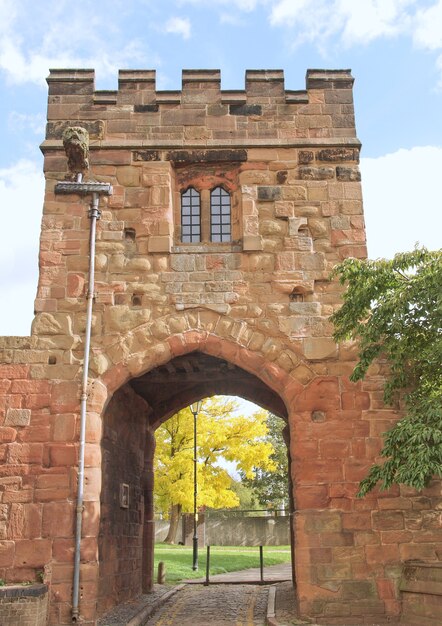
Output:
[{"left": 144, "top": 584, "right": 269, "bottom": 626}]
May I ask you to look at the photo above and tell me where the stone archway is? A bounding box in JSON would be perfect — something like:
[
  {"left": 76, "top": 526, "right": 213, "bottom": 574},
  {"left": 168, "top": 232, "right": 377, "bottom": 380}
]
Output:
[{"left": 95, "top": 328, "right": 297, "bottom": 619}]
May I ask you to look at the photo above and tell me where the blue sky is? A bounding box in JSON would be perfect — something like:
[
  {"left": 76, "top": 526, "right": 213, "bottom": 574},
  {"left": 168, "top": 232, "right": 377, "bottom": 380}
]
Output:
[{"left": 1, "top": 0, "right": 441, "bottom": 335}]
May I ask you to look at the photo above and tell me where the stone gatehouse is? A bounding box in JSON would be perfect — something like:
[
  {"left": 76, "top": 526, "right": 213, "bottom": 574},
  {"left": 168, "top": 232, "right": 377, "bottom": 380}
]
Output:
[{"left": 0, "top": 68, "right": 440, "bottom": 625}]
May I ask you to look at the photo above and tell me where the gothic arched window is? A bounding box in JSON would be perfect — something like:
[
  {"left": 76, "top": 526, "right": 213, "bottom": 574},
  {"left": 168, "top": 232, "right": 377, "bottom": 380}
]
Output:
[
  {"left": 210, "top": 187, "right": 231, "bottom": 242},
  {"left": 181, "top": 188, "right": 201, "bottom": 243}
]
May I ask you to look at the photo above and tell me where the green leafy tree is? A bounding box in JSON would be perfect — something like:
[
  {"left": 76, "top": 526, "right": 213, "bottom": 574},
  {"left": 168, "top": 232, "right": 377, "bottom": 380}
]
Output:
[
  {"left": 331, "top": 247, "right": 442, "bottom": 495},
  {"left": 241, "top": 413, "right": 289, "bottom": 509},
  {"left": 154, "top": 397, "right": 276, "bottom": 542}
]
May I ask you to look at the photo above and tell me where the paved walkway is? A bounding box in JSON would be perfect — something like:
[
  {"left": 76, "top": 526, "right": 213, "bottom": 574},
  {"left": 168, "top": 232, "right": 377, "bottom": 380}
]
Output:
[
  {"left": 97, "top": 565, "right": 292, "bottom": 625},
  {"left": 186, "top": 562, "right": 292, "bottom": 584},
  {"left": 97, "top": 566, "right": 400, "bottom": 626},
  {"left": 145, "top": 584, "right": 269, "bottom": 626}
]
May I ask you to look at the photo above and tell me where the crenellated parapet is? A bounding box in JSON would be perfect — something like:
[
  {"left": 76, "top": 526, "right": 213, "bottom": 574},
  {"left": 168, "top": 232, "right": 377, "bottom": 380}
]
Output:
[{"left": 43, "top": 68, "right": 358, "bottom": 149}]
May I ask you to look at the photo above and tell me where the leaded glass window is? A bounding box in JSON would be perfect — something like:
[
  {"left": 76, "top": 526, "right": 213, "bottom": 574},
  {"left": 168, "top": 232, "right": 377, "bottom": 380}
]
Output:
[
  {"left": 210, "top": 187, "right": 231, "bottom": 242},
  {"left": 181, "top": 188, "right": 201, "bottom": 243}
]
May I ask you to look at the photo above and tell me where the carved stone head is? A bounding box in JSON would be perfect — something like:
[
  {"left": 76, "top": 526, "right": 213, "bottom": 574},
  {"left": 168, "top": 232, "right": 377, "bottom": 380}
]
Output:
[{"left": 62, "top": 126, "right": 90, "bottom": 175}]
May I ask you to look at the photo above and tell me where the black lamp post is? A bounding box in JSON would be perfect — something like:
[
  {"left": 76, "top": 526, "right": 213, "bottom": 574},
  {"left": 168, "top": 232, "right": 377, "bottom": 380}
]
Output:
[{"left": 190, "top": 400, "right": 202, "bottom": 570}]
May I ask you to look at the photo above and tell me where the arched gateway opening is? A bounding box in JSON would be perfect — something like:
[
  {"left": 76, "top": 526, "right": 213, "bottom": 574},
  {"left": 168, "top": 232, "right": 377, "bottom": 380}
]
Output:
[{"left": 97, "top": 350, "right": 293, "bottom": 618}]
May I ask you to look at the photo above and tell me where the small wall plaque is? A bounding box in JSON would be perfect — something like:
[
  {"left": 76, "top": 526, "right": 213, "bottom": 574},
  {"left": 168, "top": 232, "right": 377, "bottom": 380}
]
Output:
[{"left": 120, "top": 483, "right": 130, "bottom": 509}]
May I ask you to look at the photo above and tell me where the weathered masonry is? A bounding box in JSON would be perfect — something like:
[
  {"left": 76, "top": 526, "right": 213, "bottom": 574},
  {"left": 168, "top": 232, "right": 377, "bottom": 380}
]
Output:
[{"left": 0, "top": 69, "right": 441, "bottom": 626}]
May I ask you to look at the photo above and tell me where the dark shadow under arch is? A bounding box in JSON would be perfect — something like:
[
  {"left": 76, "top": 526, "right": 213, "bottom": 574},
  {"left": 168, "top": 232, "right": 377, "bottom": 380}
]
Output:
[{"left": 129, "top": 351, "right": 288, "bottom": 428}]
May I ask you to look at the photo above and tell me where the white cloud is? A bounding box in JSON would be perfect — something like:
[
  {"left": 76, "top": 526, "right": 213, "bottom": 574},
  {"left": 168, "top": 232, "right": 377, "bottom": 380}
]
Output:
[
  {"left": 179, "top": 0, "right": 258, "bottom": 10},
  {"left": 269, "top": 0, "right": 417, "bottom": 45},
  {"left": 164, "top": 17, "right": 192, "bottom": 39},
  {"left": 0, "top": 159, "right": 44, "bottom": 336},
  {"left": 0, "top": 1, "right": 148, "bottom": 86},
  {"left": 413, "top": 0, "right": 442, "bottom": 50},
  {"left": 361, "top": 145, "right": 442, "bottom": 259}
]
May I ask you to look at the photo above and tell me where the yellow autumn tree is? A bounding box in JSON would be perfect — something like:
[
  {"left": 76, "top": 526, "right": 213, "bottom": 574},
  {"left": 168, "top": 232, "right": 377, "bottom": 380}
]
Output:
[{"left": 154, "top": 396, "right": 275, "bottom": 543}]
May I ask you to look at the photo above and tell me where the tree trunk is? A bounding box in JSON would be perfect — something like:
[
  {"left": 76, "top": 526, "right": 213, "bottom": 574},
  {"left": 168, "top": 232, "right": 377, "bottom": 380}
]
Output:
[{"left": 164, "top": 503, "right": 182, "bottom": 544}]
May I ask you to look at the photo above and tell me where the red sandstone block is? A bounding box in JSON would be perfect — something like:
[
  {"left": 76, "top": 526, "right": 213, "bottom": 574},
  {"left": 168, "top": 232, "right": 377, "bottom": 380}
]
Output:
[
  {"left": 376, "top": 578, "right": 397, "bottom": 600},
  {"left": 296, "top": 377, "right": 340, "bottom": 411},
  {"left": 342, "top": 512, "right": 372, "bottom": 530},
  {"left": 87, "top": 383, "right": 108, "bottom": 413},
  {"left": 292, "top": 439, "right": 319, "bottom": 459},
  {"left": 0, "top": 365, "right": 30, "bottom": 379},
  {"left": 378, "top": 496, "right": 412, "bottom": 510},
  {"left": 354, "top": 531, "right": 380, "bottom": 546},
  {"left": 6, "top": 395, "right": 23, "bottom": 409},
  {"left": 35, "top": 487, "right": 71, "bottom": 502},
  {"left": 0, "top": 427, "right": 17, "bottom": 443},
  {"left": 50, "top": 381, "right": 79, "bottom": 412},
  {"left": 84, "top": 413, "right": 102, "bottom": 443},
  {"left": 329, "top": 483, "right": 359, "bottom": 498},
  {"left": 412, "top": 529, "right": 442, "bottom": 543},
  {"left": 23, "top": 394, "right": 51, "bottom": 411},
  {"left": 353, "top": 496, "right": 376, "bottom": 511},
  {"left": 298, "top": 460, "right": 344, "bottom": 483},
  {"left": 329, "top": 497, "right": 353, "bottom": 511},
  {"left": 42, "top": 502, "right": 74, "bottom": 538},
  {"left": 52, "top": 414, "right": 77, "bottom": 442},
  {"left": 383, "top": 599, "right": 401, "bottom": 616},
  {"left": 7, "top": 443, "right": 43, "bottom": 464},
  {"left": 319, "top": 531, "right": 354, "bottom": 548},
  {"left": 9, "top": 503, "right": 42, "bottom": 539},
  {"left": 90, "top": 150, "right": 131, "bottom": 166},
  {"left": 0, "top": 379, "right": 11, "bottom": 392},
  {"left": 294, "top": 547, "right": 311, "bottom": 567},
  {"left": 319, "top": 439, "right": 349, "bottom": 458},
  {"left": 351, "top": 561, "right": 383, "bottom": 580},
  {"left": 35, "top": 473, "right": 70, "bottom": 490},
  {"left": 53, "top": 538, "right": 74, "bottom": 562},
  {"left": 0, "top": 444, "right": 7, "bottom": 463},
  {"left": 101, "top": 363, "right": 130, "bottom": 394},
  {"left": 2, "top": 488, "right": 33, "bottom": 503},
  {"left": 353, "top": 420, "right": 370, "bottom": 436},
  {"left": 48, "top": 444, "right": 77, "bottom": 467},
  {"left": 80, "top": 536, "right": 98, "bottom": 561},
  {"left": 14, "top": 539, "right": 52, "bottom": 567},
  {"left": 16, "top": 424, "right": 50, "bottom": 443},
  {"left": 51, "top": 581, "right": 73, "bottom": 603},
  {"left": 84, "top": 444, "right": 101, "bottom": 467},
  {"left": 0, "top": 540, "right": 15, "bottom": 566},
  {"left": 67, "top": 273, "right": 85, "bottom": 297},
  {"left": 296, "top": 485, "right": 329, "bottom": 508},
  {"left": 11, "top": 380, "right": 50, "bottom": 394},
  {"left": 310, "top": 547, "right": 332, "bottom": 563},
  {"left": 341, "top": 391, "right": 370, "bottom": 410},
  {"left": 350, "top": 438, "right": 366, "bottom": 458},
  {"left": 381, "top": 530, "right": 413, "bottom": 544},
  {"left": 344, "top": 460, "right": 372, "bottom": 481},
  {"left": 83, "top": 467, "right": 102, "bottom": 501},
  {"left": 372, "top": 511, "right": 404, "bottom": 530},
  {"left": 365, "top": 543, "right": 399, "bottom": 564},
  {"left": 311, "top": 421, "right": 355, "bottom": 439}
]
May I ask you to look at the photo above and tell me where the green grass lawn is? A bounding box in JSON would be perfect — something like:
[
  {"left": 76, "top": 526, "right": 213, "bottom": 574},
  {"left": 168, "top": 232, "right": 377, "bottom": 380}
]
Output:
[{"left": 153, "top": 544, "right": 291, "bottom": 583}]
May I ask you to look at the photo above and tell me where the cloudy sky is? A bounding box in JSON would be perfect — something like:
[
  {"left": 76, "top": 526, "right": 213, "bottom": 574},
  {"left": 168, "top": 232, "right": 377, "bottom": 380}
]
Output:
[{"left": 0, "top": 0, "right": 441, "bottom": 336}]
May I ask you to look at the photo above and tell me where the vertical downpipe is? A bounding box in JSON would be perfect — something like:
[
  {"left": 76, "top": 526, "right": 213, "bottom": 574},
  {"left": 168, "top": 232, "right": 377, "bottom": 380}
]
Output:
[{"left": 72, "top": 191, "right": 101, "bottom": 623}]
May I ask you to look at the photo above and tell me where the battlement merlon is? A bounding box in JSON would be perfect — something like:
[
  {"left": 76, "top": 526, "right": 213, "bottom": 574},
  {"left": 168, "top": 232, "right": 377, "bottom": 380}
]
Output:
[{"left": 42, "top": 68, "right": 360, "bottom": 152}]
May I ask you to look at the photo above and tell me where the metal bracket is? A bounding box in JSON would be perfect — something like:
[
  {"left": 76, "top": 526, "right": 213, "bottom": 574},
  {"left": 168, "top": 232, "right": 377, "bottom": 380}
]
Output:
[{"left": 54, "top": 181, "right": 113, "bottom": 196}]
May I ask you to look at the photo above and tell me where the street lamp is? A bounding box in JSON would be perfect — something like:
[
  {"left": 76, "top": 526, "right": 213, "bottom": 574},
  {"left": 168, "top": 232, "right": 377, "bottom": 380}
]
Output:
[{"left": 190, "top": 400, "right": 203, "bottom": 570}]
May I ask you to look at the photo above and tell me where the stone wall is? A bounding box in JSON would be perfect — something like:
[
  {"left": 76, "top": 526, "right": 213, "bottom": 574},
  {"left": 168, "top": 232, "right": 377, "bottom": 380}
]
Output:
[
  {"left": 0, "top": 584, "right": 48, "bottom": 626},
  {"left": 0, "top": 68, "right": 440, "bottom": 625},
  {"left": 400, "top": 561, "right": 442, "bottom": 625}
]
